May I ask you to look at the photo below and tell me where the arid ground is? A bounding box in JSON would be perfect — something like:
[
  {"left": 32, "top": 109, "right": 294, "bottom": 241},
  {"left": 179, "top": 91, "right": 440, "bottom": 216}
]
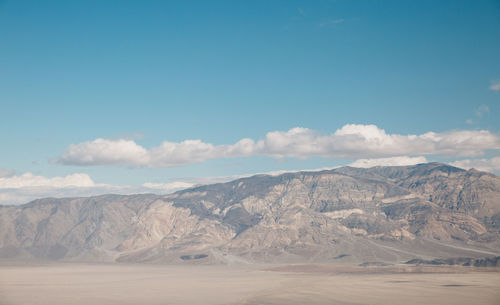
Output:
[{"left": 0, "top": 263, "right": 499, "bottom": 305}]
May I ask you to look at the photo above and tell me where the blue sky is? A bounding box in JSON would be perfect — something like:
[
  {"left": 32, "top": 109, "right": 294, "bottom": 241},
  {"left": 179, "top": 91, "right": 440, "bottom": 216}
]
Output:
[{"left": 1, "top": 0, "right": 500, "bottom": 204}]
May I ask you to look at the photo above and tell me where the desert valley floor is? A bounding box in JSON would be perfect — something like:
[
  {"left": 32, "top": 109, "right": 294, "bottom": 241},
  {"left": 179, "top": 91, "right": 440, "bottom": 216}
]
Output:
[{"left": 0, "top": 263, "right": 499, "bottom": 305}]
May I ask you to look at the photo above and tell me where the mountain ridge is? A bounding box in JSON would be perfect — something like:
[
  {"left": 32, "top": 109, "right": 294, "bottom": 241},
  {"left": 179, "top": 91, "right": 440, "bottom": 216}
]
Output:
[{"left": 1, "top": 162, "right": 499, "bottom": 265}]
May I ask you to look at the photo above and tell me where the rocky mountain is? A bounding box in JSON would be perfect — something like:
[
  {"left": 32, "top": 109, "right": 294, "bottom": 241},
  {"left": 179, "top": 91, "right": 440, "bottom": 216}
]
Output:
[{"left": 1, "top": 163, "right": 499, "bottom": 265}]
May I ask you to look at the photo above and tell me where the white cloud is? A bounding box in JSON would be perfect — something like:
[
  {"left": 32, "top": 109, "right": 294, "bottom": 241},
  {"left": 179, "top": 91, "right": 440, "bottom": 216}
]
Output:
[
  {"left": 489, "top": 80, "right": 500, "bottom": 91},
  {"left": 0, "top": 172, "right": 120, "bottom": 205},
  {"left": 58, "top": 138, "right": 149, "bottom": 166},
  {"left": 149, "top": 139, "right": 240, "bottom": 167},
  {"left": 0, "top": 172, "right": 95, "bottom": 188},
  {"left": 142, "top": 181, "right": 195, "bottom": 193},
  {"left": 449, "top": 157, "right": 500, "bottom": 173},
  {"left": 0, "top": 172, "right": 196, "bottom": 205},
  {"left": 348, "top": 156, "right": 428, "bottom": 168},
  {"left": 56, "top": 124, "right": 500, "bottom": 168}
]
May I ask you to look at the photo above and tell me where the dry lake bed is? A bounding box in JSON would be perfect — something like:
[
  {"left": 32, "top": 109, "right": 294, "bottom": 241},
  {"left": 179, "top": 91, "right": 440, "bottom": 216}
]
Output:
[{"left": 0, "top": 263, "right": 499, "bottom": 305}]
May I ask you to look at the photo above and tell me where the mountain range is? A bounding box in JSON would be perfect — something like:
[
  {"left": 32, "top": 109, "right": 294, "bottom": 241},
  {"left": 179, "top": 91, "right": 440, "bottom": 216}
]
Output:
[{"left": 1, "top": 162, "right": 499, "bottom": 265}]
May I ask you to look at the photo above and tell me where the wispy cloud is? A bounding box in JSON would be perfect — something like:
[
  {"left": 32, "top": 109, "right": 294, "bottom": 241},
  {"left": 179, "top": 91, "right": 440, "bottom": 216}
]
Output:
[
  {"left": 490, "top": 80, "right": 500, "bottom": 91},
  {"left": 475, "top": 104, "right": 490, "bottom": 117},
  {"left": 319, "top": 19, "right": 344, "bottom": 27},
  {"left": 55, "top": 124, "right": 500, "bottom": 168},
  {"left": 466, "top": 104, "right": 490, "bottom": 124}
]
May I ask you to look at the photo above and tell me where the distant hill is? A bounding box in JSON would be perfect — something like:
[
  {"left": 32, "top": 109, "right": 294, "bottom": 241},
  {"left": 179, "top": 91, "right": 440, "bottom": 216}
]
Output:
[{"left": 1, "top": 163, "right": 499, "bottom": 265}]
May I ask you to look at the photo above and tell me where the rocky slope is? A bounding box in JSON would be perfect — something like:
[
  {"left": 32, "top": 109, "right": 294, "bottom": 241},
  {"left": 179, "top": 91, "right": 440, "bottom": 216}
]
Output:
[{"left": 0, "top": 163, "right": 499, "bottom": 264}]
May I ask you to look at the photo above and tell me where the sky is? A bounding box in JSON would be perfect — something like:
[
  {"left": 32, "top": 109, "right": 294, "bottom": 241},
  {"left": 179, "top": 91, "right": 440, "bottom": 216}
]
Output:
[{"left": 1, "top": 0, "right": 500, "bottom": 204}]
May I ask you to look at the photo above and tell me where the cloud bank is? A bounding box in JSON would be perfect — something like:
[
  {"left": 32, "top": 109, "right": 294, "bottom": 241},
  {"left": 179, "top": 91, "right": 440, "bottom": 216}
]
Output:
[
  {"left": 0, "top": 171, "right": 195, "bottom": 205},
  {"left": 57, "top": 124, "right": 500, "bottom": 168}
]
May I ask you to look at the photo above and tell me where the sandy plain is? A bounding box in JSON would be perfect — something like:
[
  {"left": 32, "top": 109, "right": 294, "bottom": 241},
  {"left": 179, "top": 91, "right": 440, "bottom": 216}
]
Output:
[{"left": 0, "top": 263, "right": 499, "bottom": 305}]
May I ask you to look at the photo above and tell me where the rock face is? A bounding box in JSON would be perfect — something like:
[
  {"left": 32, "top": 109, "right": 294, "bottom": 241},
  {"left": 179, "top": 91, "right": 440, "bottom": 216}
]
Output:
[{"left": 1, "top": 163, "right": 499, "bottom": 264}]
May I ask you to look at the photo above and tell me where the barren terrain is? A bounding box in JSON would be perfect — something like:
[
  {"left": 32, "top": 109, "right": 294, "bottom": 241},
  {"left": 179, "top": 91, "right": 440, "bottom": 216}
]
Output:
[{"left": 0, "top": 263, "right": 499, "bottom": 305}]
